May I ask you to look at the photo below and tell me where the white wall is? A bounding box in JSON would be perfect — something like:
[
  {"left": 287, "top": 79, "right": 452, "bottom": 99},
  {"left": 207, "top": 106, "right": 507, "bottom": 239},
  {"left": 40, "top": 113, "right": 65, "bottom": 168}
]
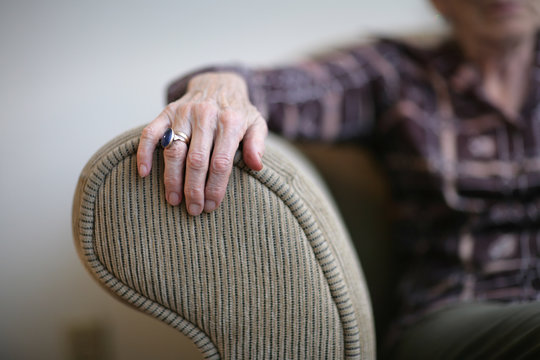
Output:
[{"left": 0, "top": 1, "right": 440, "bottom": 359}]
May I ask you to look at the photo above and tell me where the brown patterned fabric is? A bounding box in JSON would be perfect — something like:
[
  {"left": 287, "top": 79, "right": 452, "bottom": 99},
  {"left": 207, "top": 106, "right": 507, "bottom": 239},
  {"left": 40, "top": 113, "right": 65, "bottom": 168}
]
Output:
[{"left": 168, "top": 33, "right": 540, "bottom": 328}]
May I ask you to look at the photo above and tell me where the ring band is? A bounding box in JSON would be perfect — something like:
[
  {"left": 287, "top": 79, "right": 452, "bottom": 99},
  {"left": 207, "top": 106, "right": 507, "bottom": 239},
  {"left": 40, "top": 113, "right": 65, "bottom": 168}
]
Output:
[{"left": 161, "top": 128, "right": 190, "bottom": 148}]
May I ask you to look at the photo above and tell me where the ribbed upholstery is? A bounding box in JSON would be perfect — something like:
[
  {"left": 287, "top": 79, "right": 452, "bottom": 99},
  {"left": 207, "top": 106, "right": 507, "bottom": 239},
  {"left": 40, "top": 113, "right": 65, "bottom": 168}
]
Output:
[{"left": 72, "top": 126, "right": 375, "bottom": 359}]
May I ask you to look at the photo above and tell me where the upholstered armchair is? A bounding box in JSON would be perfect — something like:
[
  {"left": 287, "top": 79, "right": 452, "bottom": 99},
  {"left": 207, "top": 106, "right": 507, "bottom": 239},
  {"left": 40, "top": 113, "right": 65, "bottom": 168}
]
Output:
[{"left": 72, "top": 126, "right": 394, "bottom": 359}]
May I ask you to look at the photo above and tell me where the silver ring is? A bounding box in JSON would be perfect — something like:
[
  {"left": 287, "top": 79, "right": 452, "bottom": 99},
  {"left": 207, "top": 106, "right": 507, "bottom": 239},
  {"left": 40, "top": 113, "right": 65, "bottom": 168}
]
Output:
[{"left": 161, "top": 128, "right": 190, "bottom": 148}]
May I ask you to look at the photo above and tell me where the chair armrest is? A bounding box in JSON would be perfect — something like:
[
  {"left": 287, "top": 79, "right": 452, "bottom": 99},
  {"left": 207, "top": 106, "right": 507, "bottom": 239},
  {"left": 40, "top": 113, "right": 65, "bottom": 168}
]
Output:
[{"left": 72, "top": 126, "right": 375, "bottom": 359}]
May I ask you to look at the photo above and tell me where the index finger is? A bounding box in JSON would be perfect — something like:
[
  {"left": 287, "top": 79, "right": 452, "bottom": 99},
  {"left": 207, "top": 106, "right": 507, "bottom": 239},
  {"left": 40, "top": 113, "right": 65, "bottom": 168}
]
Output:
[{"left": 137, "top": 106, "right": 174, "bottom": 177}]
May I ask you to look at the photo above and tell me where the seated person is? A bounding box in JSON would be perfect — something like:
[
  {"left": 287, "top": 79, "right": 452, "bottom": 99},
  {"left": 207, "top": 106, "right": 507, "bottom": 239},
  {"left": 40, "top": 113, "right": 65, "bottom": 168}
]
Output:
[{"left": 137, "top": 0, "right": 540, "bottom": 358}]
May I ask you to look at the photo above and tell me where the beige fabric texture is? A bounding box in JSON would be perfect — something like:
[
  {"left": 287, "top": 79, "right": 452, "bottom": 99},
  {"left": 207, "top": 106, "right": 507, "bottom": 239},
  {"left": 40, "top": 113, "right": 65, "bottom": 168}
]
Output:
[{"left": 72, "top": 126, "right": 375, "bottom": 359}]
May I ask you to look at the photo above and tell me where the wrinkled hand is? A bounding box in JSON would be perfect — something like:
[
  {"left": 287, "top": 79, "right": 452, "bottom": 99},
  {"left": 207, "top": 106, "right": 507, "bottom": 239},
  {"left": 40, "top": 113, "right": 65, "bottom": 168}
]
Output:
[{"left": 137, "top": 72, "right": 268, "bottom": 215}]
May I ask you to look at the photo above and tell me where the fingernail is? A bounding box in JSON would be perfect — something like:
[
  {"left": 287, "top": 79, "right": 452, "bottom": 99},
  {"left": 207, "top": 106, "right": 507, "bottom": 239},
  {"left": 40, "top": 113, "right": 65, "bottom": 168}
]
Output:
[
  {"left": 168, "top": 192, "right": 180, "bottom": 205},
  {"left": 189, "top": 204, "right": 202, "bottom": 215},
  {"left": 204, "top": 200, "right": 216, "bottom": 212},
  {"left": 139, "top": 164, "right": 147, "bottom": 176}
]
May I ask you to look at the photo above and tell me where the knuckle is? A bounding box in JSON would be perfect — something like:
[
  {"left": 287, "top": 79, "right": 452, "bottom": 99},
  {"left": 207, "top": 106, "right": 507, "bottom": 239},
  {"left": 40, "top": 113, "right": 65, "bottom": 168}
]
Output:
[
  {"left": 205, "top": 185, "right": 224, "bottom": 201},
  {"left": 141, "top": 126, "right": 156, "bottom": 141},
  {"left": 163, "top": 173, "right": 179, "bottom": 188},
  {"left": 194, "top": 101, "right": 217, "bottom": 118},
  {"left": 187, "top": 150, "right": 208, "bottom": 170},
  {"left": 219, "top": 109, "right": 239, "bottom": 127},
  {"left": 164, "top": 103, "right": 177, "bottom": 118},
  {"left": 163, "top": 146, "right": 185, "bottom": 162},
  {"left": 175, "top": 102, "right": 191, "bottom": 118},
  {"left": 211, "top": 153, "right": 233, "bottom": 174},
  {"left": 185, "top": 184, "right": 204, "bottom": 200}
]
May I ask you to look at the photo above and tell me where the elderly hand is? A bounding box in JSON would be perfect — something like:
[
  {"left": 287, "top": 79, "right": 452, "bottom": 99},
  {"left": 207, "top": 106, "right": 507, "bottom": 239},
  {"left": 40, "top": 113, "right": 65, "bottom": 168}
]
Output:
[{"left": 137, "top": 72, "right": 268, "bottom": 215}]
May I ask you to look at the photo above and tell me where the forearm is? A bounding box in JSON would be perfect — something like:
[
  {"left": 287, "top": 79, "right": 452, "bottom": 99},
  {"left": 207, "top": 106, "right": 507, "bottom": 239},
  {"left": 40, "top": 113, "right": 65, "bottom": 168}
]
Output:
[{"left": 166, "top": 40, "right": 399, "bottom": 143}]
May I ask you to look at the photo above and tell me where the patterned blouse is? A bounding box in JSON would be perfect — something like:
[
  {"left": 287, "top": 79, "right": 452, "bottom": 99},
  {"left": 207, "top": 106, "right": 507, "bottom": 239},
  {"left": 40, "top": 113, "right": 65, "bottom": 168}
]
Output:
[{"left": 167, "top": 33, "right": 540, "bottom": 328}]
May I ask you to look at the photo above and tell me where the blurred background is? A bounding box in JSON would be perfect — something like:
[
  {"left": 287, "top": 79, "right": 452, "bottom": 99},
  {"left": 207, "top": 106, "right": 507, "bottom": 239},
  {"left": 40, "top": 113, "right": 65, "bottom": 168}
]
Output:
[{"left": 0, "top": 0, "right": 440, "bottom": 359}]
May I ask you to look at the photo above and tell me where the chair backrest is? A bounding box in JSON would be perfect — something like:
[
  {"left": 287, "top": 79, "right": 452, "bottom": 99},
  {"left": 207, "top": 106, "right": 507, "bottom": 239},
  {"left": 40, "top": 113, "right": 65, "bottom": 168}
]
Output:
[{"left": 72, "top": 126, "right": 375, "bottom": 359}]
